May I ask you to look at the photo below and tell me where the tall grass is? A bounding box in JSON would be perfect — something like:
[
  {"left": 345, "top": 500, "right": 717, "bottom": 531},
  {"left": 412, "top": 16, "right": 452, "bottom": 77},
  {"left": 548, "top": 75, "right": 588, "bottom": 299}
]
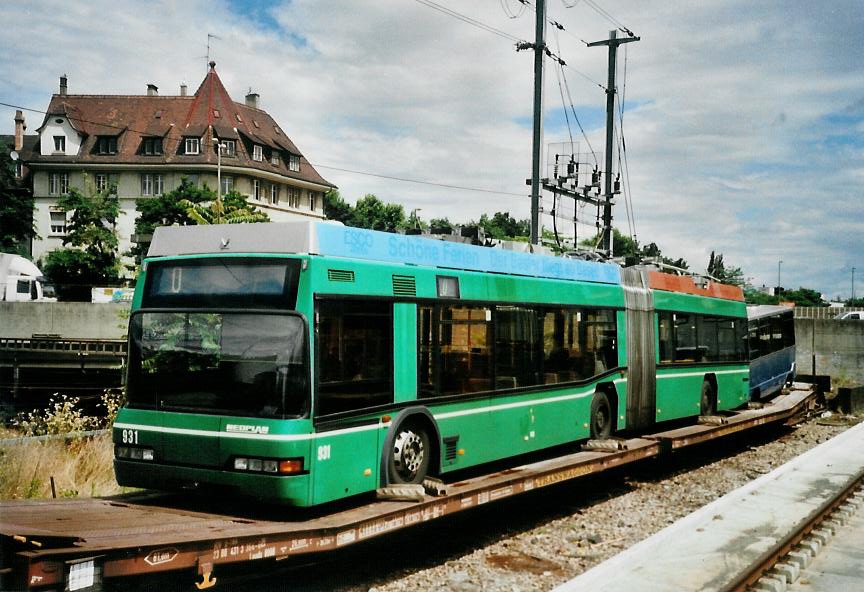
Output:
[{"left": 0, "top": 390, "right": 131, "bottom": 500}]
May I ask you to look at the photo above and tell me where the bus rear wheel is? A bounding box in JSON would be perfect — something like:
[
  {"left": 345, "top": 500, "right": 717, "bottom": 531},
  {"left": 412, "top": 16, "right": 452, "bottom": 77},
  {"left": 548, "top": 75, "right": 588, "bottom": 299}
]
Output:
[
  {"left": 589, "top": 391, "right": 613, "bottom": 439},
  {"left": 700, "top": 380, "right": 717, "bottom": 416},
  {"left": 388, "top": 423, "right": 430, "bottom": 484}
]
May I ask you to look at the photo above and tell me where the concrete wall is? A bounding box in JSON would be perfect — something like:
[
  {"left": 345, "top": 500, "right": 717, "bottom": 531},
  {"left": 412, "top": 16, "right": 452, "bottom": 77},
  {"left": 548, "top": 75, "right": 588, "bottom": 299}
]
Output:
[
  {"left": 796, "top": 319, "right": 864, "bottom": 383},
  {"left": 0, "top": 302, "right": 130, "bottom": 340}
]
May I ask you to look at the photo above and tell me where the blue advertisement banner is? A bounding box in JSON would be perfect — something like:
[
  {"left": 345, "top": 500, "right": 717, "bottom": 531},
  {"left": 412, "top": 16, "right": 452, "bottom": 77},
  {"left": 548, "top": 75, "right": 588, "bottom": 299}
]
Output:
[{"left": 315, "top": 223, "right": 620, "bottom": 285}]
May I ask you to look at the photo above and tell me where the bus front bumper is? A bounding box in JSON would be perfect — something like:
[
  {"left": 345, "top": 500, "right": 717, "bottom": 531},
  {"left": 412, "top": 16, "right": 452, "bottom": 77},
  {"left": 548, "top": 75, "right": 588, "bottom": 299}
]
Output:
[{"left": 114, "top": 459, "right": 312, "bottom": 506}]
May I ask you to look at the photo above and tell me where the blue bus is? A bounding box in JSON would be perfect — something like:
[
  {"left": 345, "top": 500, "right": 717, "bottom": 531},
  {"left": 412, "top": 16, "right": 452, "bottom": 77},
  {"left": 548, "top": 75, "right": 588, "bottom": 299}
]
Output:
[{"left": 747, "top": 305, "right": 796, "bottom": 400}]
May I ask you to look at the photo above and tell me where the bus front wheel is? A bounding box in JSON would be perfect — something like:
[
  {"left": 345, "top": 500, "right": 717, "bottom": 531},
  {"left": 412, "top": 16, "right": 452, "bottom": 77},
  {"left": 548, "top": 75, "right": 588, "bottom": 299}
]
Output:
[
  {"left": 589, "top": 391, "right": 613, "bottom": 439},
  {"left": 388, "top": 423, "right": 430, "bottom": 484},
  {"left": 700, "top": 380, "right": 717, "bottom": 416}
]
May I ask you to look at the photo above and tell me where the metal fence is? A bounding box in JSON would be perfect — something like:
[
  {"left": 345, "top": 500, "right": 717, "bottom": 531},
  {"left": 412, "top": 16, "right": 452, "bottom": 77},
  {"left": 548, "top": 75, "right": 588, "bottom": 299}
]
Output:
[{"left": 793, "top": 307, "right": 860, "bottom": 319}]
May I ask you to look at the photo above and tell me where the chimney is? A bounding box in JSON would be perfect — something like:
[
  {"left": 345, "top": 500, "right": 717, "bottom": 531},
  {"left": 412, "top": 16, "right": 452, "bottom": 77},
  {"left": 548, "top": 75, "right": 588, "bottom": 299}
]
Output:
[
  {"left": 14, "top": 110, "right": 26, "bottom": 152},
  {"left": 245, "top": 91, "right": 260, "bottom": 110},
  {"left": 180, "top": 82, "right": 188, "bottom": 97},
  {"left": 147, "top": 83, "right": 159, "bottom": 96},
  {"left": 59, "top": 74, "right": 67, "bottom": 96}
]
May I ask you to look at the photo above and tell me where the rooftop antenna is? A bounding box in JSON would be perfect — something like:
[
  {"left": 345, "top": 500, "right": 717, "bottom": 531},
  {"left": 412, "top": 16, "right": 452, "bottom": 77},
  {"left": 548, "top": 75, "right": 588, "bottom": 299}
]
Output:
[{"left": 206, "top": 33, "right": 221, "bottom": 71}]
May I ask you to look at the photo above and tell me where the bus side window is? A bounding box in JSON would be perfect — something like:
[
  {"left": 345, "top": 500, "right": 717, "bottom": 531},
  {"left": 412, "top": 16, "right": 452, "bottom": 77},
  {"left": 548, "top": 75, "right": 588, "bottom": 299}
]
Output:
[
  {"left": 658, "top": 312, "right": 673, "bottom": 363},
  {"left": 317, "top": 300, "right": 394, "bottom": 416}
]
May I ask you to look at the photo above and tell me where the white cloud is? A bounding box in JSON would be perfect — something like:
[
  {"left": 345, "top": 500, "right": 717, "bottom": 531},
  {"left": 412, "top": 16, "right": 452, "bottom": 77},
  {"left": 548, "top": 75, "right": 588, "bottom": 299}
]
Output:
[{"left": 0, "top": 0, "right": 861, "bottom": 297}]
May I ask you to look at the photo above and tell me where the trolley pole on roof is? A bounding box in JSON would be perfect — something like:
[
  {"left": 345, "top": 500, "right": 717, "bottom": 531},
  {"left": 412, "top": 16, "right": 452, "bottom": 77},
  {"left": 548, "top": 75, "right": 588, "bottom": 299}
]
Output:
[{"left": 588, "top": 30, "right": 639, "bottom": 255}]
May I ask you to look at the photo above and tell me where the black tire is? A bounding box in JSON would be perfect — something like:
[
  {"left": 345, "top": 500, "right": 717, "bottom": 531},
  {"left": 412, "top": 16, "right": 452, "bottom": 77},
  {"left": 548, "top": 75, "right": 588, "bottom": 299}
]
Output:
[
  {"left": 388, "top": 423, "right": 430, "bottom": 485},
  {"left": 700, "top": 380, "right": 717, "bottom": 416},
  {"left": 589, "top": 391, "right": 613, "bottom": 439}
]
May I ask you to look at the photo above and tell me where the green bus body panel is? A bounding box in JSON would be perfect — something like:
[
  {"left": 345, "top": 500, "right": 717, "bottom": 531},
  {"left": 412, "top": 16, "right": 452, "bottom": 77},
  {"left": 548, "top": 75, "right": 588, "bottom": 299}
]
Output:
[
  {"left": 393, "top": 303, "right": 418, "bottom": 403},
  {"left": 653, "top": 290, "right": 746, "bottom": 317}
]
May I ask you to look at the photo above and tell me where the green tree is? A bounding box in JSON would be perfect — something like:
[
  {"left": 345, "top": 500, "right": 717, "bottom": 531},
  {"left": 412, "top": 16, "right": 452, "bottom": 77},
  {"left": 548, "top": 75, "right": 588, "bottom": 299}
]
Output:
[
  {"left": 429, "top": 217, "right": 455, "bottom": 234},
  {"left": 42, "top": 181, "right": 121, "bottom": 300},
  {"left": 350, "top": 194, "right": 405, "bottom": 232},
  {"left": 129, "top": 179, "right": 268, "bottom": 265},
  {"left": 744, "top": 287, "right": 780, "bottom": 305},
  {"left": 707, "top": 251, "right": 744, "bottom": 286},
  {"left": 129, "top": 178, "right": 212, "bottom": 263},
  {"left": 780, "top": 287, "right": 826, "bottom": 307},
  {"left": 0, "top": 140, "right": 37, "bottom": 255},
  {"left": 323, "top": 189, "right": 353, "bottom": 224},
  {"left": 479, "top": 212, "right": 530, "bottom": 240},
  {"left": 180, "top": 191, "right": 269, "bottom": 225}
]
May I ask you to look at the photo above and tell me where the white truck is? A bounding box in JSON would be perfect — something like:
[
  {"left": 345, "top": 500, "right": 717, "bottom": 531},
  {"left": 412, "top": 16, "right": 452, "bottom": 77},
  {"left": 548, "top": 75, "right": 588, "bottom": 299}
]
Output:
[{"left": 0, "top": 253, "right": 55, "bottom": 301}]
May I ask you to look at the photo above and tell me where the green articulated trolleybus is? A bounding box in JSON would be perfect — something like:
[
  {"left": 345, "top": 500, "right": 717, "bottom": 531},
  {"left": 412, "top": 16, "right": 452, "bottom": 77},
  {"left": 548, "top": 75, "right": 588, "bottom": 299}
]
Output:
[{"left": 113, "top": 221, "right": 749, "bottom": 506}]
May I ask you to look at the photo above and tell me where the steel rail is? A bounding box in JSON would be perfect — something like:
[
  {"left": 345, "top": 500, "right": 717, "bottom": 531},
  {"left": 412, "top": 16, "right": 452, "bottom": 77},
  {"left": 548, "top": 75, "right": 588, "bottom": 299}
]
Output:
[{"left": 722, "top": 470, "right": 864, "bottom": 592}]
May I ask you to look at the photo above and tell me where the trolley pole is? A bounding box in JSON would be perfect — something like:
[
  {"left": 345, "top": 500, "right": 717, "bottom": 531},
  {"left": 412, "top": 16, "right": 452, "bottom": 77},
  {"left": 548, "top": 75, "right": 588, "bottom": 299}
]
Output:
[{"left": 588, "top": 30, "right": 639, "bottom": 255}]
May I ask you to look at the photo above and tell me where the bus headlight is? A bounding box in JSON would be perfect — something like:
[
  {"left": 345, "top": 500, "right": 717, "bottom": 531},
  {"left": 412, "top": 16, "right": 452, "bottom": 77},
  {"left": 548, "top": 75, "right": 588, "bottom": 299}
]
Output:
[
  {"left": 232, "top": 457, "right": 304, "bottom": 474},
  {"left": 115, "top": 446, "right": 154, "bottom": 461}
]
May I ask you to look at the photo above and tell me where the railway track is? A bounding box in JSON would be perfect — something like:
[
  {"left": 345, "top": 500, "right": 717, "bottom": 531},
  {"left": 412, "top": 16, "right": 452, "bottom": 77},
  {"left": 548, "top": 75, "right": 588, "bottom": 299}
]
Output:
[
  {"left": 555, "top": 416, "right": 864, "bottom": 592},
  {"left": 734, "top": 475, "right": 864, "bottom": 592}
]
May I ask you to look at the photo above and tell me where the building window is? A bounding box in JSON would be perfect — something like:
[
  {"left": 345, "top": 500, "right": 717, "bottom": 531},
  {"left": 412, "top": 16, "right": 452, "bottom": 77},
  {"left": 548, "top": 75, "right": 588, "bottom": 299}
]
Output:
[
  {"left": 270, "top": 184, "right": 279, "bottom": 204},
  {"left": 288, "top": 154, "right": 300, "bottom": 172},
  {"left": 96, "top": 136, "right": 117, "bottom": 154},
  {"left": 309, "top": 191, "right": 316, "bottom": 211},
  {"left": 15, "top": 162, "right": 23, "bottom": 178},
  {"left": 49, "top": 172, "right": 69, "bottom": 195},
  {"left": 50, "top": 210, "right": 67, "bottom": 235},
  {"left": 185, "top": 137, "right": 200, "bottom": 155},
  {"left": 141, "top": 174, "right": 164, "bottom": 196},
  {"left": 142, "top": 137, "right": 162, "bottom": 155},
  {"left": 221, "top": 175, "right": 234, "bottom": 195},
  {"left": 222, "top": 139, "right": 236, "bottom": 157},
  {"left": 253, "top": 179, "right": 261, "bottom": 200},
  {"left": 288, "top": 187, "right": 300, "bottom": 208},
  {"left": 270, "top": 153, "right": 280, "bottom": 166},
  {"left": 253, "top": 145, "right": 263, "bottom": 162},
  {"left": 53, "top": 136, "right": 66, "bottom": 153},
  {"left": 95, "top": 173, "right": 109, "bottom": 192}
]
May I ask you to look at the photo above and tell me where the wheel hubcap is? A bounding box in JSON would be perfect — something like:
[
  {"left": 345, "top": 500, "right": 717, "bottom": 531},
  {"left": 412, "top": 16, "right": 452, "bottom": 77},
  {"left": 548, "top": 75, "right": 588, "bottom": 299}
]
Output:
[{"left": 393, "top": 430, "right": 424, "bottom": 479}]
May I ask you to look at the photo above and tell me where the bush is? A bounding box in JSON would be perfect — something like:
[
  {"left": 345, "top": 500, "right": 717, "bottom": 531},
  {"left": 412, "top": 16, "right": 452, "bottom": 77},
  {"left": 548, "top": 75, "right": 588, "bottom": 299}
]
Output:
[{"left": 15, "top": 394, "right": 99, "bottom": 436}]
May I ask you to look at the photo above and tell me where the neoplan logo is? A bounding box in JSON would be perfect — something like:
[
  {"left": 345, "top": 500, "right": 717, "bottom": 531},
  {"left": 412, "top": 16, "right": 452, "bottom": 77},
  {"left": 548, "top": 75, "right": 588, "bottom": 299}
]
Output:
[{"left": 226, "top": 424, "right": 270, "bottom": 435}]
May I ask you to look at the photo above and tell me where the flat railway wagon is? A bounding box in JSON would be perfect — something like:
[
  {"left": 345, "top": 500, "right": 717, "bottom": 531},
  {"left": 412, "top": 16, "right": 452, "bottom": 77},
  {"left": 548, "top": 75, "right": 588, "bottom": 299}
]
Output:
[
  {"left": 112, "top": 221, "right": 750, "bottom": 506},
  {"left": 0, "top": 386, "right": 818, "bottom": 591}
]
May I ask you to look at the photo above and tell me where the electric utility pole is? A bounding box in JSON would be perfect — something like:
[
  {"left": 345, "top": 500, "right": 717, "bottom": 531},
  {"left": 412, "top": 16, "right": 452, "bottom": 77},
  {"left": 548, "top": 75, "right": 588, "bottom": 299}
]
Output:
[
  {"left": 528, "top": 0, "right": 546, "bottom": 245},
  {"left": 588, "top": 30, "right": 639, "bottom": 255}
]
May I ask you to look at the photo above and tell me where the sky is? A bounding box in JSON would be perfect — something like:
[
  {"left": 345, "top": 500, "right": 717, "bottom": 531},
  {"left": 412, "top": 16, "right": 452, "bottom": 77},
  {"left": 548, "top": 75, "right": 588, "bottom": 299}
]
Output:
[{"left": 0, "top": 0, "right": 862, "bottom": 299}]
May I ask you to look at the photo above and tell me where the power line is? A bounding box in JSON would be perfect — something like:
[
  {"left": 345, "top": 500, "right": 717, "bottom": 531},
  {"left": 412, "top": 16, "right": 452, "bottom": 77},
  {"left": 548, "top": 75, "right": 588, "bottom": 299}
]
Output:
[
  {"left": 309, "top": 163, "right": 526, "bottom": 198},
  {"left": 581, "top": 0, "right": 635, "bottom": 37},
  {"left": 413, "top": 0, "right": 524, "bottom": 43},
  {"left": 558, "top": 67, "right": 598, "bottom": 167},
  {"left": 0, "top": 99, "right": 528, "bottom": 200}
]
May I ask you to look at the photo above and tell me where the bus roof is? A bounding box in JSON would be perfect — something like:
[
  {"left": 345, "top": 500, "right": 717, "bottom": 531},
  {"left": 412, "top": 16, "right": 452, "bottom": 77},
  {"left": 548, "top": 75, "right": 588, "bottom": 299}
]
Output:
[
  {"left": 148, "top": 221, "right": 622, "bottom": 285},
  {"left": 746, "top": 304, "right": 794, "bottom": 320},
  {"left": 646, "top": 270, "right": 745, "bottom": 302}
]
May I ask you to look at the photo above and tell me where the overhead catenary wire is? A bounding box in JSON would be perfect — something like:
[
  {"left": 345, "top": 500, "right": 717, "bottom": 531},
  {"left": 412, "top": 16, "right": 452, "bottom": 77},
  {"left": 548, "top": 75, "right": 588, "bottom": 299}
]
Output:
[
  {"left": 414, "top": 0, "right": 524, "bottom": 43},
  {"left": 0, "top": 99, "right": 528, "bottom": 200}
]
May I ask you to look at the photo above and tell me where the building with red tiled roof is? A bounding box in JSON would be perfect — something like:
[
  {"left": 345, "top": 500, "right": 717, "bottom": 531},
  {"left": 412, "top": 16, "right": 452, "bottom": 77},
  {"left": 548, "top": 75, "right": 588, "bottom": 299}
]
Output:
[{"left": 24, "top": 62, "right": 335, "bottom": 268}]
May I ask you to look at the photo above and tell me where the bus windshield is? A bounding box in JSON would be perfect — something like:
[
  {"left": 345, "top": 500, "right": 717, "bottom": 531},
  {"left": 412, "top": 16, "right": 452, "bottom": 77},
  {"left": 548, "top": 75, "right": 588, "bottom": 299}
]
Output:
[{"left": 127, "top": 312, "right": 308, "bottom": 418}]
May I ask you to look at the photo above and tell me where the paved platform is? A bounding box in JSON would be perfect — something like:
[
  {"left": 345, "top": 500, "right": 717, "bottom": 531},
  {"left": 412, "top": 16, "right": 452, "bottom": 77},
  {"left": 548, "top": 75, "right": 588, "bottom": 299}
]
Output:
[{"left": 554, "top": 420, "right": 864, "bottom": 592}]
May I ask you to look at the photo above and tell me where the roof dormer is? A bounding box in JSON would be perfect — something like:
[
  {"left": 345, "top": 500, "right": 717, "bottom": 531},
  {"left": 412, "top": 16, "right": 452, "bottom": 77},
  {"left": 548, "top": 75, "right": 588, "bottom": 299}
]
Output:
[{"left": 37, "top": 115, "right": 83, "bottom": 156}]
